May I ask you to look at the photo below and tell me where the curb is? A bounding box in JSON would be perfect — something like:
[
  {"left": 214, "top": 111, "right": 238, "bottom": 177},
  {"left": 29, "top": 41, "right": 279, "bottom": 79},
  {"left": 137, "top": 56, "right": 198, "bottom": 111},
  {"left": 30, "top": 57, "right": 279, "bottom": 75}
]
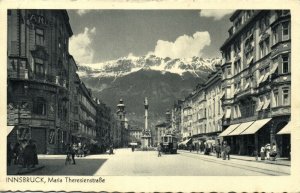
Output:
[
  {"left": 178, "top": 151, "right": 290, "bottom": 167},
  {"left": 231, "top": 157, "right": 291, "bottom": 167}
]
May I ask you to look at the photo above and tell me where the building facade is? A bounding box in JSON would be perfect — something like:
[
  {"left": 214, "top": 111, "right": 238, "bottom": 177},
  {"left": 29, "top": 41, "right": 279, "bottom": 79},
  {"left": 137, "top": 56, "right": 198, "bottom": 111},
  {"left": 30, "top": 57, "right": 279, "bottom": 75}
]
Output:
[
  {"left": 219, "top": 10, "right": 291, "bottom": 157},
  {"left": 7, "top": 9, "right": 112, "bottom": 154},
  {"left": 7, "top": 10, "right": 73, "bottom": 154},
  {"left": 204, "top": 67, "right": 223, "bottom": 140}
]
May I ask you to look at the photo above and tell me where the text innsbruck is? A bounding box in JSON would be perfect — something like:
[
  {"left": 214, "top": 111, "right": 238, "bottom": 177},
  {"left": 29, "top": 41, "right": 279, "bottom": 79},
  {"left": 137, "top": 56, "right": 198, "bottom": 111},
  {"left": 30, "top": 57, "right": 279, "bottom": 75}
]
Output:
[{"left": 6, "top": 177, "right": 106, "bottom": 183}]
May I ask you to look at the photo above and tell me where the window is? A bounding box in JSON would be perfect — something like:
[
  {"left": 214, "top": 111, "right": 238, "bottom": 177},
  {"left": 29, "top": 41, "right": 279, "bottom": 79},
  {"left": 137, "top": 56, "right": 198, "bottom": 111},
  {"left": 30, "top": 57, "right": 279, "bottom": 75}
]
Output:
[
  {"left": 34, "top": 58, "right": 44, "bottom": 76},
  {"left": 273, "top": 90, "right": 279, "bottom": 107},
  {"left": 35, "top": 28, "right": 44, "bottom": 46},
  {"left": 226, "top": 87, "right": 231, "bottom": 98},
  {"left": 282, "top": 55, "right": 289, "bottom": 73},
  {"left": 283, "top": 88, "right": 290, "bottom": 105},
  {"left": 33, "top": 98, "right": 46, "bottom": 115},
  {"left": 227, "top": 66, "right": 231, "bottom": 76},
  {"left": 272, "top": 26, "right": 278, "bottom": 45},
  {"left": 282, "top": 22, "right": 289, "bottom": 41}
]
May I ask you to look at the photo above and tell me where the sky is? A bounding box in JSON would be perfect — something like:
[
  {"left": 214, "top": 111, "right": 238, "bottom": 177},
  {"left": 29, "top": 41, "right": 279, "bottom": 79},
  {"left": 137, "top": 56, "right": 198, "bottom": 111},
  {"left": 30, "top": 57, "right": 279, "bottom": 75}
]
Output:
[{"left": 67, "top": 9, "right": 234, "bottom": 66}]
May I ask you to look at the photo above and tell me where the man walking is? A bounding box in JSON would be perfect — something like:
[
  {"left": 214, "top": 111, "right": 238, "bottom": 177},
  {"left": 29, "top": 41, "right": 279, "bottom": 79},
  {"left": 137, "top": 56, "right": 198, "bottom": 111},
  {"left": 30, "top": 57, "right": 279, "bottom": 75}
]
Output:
[
  {"left": 215, "top": 142, "right": 221, "bottom": 158},
  {"left": 157, "top": 144, "right": 162, "bottom": 157}
]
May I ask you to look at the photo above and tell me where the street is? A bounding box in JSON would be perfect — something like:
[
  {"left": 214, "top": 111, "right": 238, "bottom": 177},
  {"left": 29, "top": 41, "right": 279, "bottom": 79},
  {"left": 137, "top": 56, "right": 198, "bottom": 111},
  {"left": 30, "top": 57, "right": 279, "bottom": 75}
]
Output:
[{"left": 29, "top": 148, "right": 290, "bottom": 176}]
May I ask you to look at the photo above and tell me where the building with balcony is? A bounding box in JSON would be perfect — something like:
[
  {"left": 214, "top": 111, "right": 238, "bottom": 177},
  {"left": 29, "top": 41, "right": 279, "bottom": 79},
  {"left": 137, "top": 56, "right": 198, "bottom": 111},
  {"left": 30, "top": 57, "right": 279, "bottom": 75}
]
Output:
[
  {"left": 219, "top": 10, "right": 291, "bottom": 157},
  {"left": 7, "top": 10, "right": 73, "bottom": 154},
  {"left": 94, "top": 99, "right": 114, "bottom": 153},
  {"left": 75, "top": 82, "right": 97, "bottom": 145},
  {"left": 204, "top": 67, "right": 223, "bottom": 141}
]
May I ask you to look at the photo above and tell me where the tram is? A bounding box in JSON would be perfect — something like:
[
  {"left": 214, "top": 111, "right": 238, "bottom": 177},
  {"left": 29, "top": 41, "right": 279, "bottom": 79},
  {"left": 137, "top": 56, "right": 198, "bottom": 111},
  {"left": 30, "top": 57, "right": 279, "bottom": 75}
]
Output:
[{"left": 160, "top": 134, "right": 178, "bottom": 154}]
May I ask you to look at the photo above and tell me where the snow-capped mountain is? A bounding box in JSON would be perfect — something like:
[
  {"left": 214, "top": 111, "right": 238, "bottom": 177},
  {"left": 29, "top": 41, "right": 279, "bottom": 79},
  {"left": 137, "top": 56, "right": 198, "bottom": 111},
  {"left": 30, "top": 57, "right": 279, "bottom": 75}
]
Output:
[
  {"left": 78, "top": 55, "right": 221, "bottom": 79},
  {"left": 78, "top": 55, "right": 221, "bottom": 129}
]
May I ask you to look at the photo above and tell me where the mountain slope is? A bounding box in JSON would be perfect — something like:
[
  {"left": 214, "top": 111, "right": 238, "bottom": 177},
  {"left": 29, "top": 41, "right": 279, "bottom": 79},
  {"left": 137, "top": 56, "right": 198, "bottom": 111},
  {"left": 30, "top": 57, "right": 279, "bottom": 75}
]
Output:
[{"left": 78, "top": 55, "right": 221, "bottom": 129}]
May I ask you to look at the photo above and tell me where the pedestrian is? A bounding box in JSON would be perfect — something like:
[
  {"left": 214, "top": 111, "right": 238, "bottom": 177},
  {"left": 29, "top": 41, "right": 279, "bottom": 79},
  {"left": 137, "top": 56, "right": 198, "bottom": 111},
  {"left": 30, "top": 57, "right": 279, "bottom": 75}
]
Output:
[
  {"left": 253, "top": 149, "right": 258, "bottom": 161},
  {"left": 109, "top": 144, "right": 114, "bottom": 155},
  {"left": 157, "top": 144, "right": 162, "bottom": 157},
  {"left": 215, "top": 142, "right": 221, "bottom": 158},
  {"left": 222, "top": 141, "right": 227, "bottom": 160},
  {"left": 7, "top": 142, "right": 13, "bottom": 166},
  {"left": 196, "top": 143, "right": 199, "bottom": 154},
  {"left": 225, "top": 143, "right": 231, "bottom": 160},
  {"left": 260, "top": 146, "right": 265, "bottom": 160},
  {"left": 265, "top": 144, "right": 271, "bottom": 160},
  {"left": 270, "top": 142, "right": 277, "bottom": 160},
  {"left": 71, "top": 143, "right": 76, "bottom": 164},
  {"left": 12, "top": 142, "right": 21, "bottom": 165},
  {"left": 23, "top": 139, "right": 35, "bottom": 169},
  {"left": 31, "top": 140, "right": 38, "bottom": 168}
]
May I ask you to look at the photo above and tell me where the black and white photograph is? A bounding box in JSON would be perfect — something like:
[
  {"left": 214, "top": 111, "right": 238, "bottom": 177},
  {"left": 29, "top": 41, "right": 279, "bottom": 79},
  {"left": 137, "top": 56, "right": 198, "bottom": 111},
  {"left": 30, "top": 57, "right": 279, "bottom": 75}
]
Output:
[{"left": 2, "top": 1, "right": 300, "bottom": 191}]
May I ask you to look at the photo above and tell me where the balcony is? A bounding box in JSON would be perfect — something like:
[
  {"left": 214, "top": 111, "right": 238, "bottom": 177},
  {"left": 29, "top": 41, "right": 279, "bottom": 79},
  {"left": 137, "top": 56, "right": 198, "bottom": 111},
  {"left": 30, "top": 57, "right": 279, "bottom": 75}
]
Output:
[{"left": 271, "top": 106, "right": 291, "bottom": 117}]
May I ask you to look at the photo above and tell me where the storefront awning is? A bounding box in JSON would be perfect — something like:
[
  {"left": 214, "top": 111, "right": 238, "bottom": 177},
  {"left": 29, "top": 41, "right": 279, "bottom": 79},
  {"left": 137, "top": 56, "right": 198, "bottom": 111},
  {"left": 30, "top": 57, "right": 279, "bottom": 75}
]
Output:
[
  {"left": 179, "top": 138, "right": 192, "bottom": 146},
  {"left": 227, "top": 121, "right": 255, "bottom": 136},
  {"left": 218, "top": 123, "right": 241, "bottom": 137},
  {"left": 240, "top": 118, "right": 272, "bottom": 135},
  {"left": 277, "top": 122, "right": 291, "bottom": 135},
  {"left": 7, "top": 126, "right": 15, "bottom": 136}
]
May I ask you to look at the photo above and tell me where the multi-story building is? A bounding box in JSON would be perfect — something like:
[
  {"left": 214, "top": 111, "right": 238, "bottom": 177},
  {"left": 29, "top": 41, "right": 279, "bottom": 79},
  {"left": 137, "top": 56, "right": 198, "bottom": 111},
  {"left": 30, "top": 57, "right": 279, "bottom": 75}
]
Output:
[
  {"left": 204, "top": 67, "right": 223, "bottom": 140},
  {"left": 219, "top": 10, "right": 291, "bottom": 157},
  {"left": 181, "top": 95, "right": 193, "bottom": 140},
  {"left": 7, "top": 10, "right": 73, "bottom": 154},
  {"left": 76, "top": 82, "right": 97, "bottom": 145},
  {"left": 95, "top": 99, "right": 114, "bottom": 153}
]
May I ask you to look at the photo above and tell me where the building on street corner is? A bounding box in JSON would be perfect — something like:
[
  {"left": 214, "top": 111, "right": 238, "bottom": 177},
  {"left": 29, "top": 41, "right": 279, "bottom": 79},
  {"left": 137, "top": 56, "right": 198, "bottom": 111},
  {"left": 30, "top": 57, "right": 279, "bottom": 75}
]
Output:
[
  {"left": 7, "top": 9, "right": 114, "bottom": 155},
  {"left": 219, "top": 10, "right": 291, "bottom": 157}
]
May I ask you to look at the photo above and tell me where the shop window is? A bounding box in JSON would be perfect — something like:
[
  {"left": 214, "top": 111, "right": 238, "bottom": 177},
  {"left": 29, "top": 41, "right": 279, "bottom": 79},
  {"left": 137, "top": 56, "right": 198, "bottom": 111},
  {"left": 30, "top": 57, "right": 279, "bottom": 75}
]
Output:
[
  {"left": 282, "top": 22, "right": 289, "bottom": 41},
  {"left": 282, "top": 55, "right": 289, "bottom": 73},
  {"left": 35, "top": 28, "right": 44, "bottom": 46},
  {"left": 282, "top": 88, "right": 290, "bottom": 105},
  {"left": 33, "top": 98, "right": 46, "bottom": 115}
]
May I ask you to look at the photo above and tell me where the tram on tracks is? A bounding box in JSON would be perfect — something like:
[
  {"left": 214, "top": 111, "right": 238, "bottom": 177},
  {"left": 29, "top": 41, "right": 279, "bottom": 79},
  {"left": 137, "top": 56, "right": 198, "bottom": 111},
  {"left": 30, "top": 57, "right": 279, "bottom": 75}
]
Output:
[{"left": 160, "top": 134, "right": 178, "bottom": 154}]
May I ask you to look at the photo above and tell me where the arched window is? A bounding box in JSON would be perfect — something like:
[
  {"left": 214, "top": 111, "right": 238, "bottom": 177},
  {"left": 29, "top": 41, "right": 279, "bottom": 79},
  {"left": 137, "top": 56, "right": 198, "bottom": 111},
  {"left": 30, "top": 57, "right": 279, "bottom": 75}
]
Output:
[{"left": 33, "top": 97, "right": 46, "bottom": 115}]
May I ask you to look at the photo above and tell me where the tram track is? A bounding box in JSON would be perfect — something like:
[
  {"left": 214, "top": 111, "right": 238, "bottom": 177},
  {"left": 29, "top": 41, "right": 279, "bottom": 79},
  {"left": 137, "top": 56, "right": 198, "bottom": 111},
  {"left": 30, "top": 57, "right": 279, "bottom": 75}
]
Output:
[{"left": 178, "top": 152, "right": 290, "bottom": 176}]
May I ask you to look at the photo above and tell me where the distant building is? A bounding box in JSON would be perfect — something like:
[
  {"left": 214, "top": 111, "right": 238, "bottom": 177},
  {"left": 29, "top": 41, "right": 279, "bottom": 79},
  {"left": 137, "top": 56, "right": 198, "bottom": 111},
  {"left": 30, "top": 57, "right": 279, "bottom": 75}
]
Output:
[
  {"left": 154, "top": 122, "right": 168, "bottom": 146},
  {"left": 128, "top": 127, "right": 143, "bottom": 145},
  {"left": 114, "top": 99, "right": 129, "bottom": 147},
  {"left": 219, "top": 10, "right": 291, "bottom": 157}
]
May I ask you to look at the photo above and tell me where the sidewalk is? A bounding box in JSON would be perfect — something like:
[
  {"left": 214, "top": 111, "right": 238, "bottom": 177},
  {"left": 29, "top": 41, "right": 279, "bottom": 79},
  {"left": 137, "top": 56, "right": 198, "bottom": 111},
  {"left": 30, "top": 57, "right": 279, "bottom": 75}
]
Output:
[
  {"left": 7, "top": 164, "right": 45, "bottom": 175},
  {"left": 178, "top": 150, "right": 291, "bottom": 166}
]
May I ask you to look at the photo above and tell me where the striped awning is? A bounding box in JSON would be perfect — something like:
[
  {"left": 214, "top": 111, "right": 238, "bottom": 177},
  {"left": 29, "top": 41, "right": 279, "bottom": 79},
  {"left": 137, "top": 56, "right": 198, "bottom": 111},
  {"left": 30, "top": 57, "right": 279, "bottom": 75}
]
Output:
[
  {"left": 219, "top": 124, "right": 241, "bottom": 137},
  {"left": 277, "top": 122, "right": 291, "bottom": 135},
  {"left": 240, "top": 118, "right": 272, "bottom": 135},
  {"left": 227, "top": 121, "right": 255, "bottom": 136}
]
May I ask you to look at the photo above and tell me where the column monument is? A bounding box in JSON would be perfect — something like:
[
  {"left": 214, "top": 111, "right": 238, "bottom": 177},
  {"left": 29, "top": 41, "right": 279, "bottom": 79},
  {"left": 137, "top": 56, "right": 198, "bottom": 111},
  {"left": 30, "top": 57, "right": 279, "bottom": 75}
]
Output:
[{"left": 141, "top": 97, "right": 151, "bottom": 150}]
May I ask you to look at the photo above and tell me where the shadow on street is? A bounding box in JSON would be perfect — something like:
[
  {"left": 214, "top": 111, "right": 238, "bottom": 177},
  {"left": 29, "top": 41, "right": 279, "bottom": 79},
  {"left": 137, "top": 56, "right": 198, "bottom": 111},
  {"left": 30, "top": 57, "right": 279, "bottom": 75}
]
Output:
[{"left": 18, "top": 158, "right": 107, "bottom": 176}]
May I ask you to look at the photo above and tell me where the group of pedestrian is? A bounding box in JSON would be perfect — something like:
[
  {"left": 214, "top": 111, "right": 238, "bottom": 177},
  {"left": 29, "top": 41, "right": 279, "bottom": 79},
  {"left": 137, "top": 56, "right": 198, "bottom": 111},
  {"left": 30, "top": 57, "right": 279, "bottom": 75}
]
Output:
[
  {"left": 7, "top": 139, "right": 38, "bottom": 169},
  {"left": 71, "top": 142, "right": 89, "bottom": 157},
  {"left": 260, "top": 143, "right": 277, "bottom": 161},
  {"left": 214, "top": 141, "right": 231, "bottom": 160}
]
